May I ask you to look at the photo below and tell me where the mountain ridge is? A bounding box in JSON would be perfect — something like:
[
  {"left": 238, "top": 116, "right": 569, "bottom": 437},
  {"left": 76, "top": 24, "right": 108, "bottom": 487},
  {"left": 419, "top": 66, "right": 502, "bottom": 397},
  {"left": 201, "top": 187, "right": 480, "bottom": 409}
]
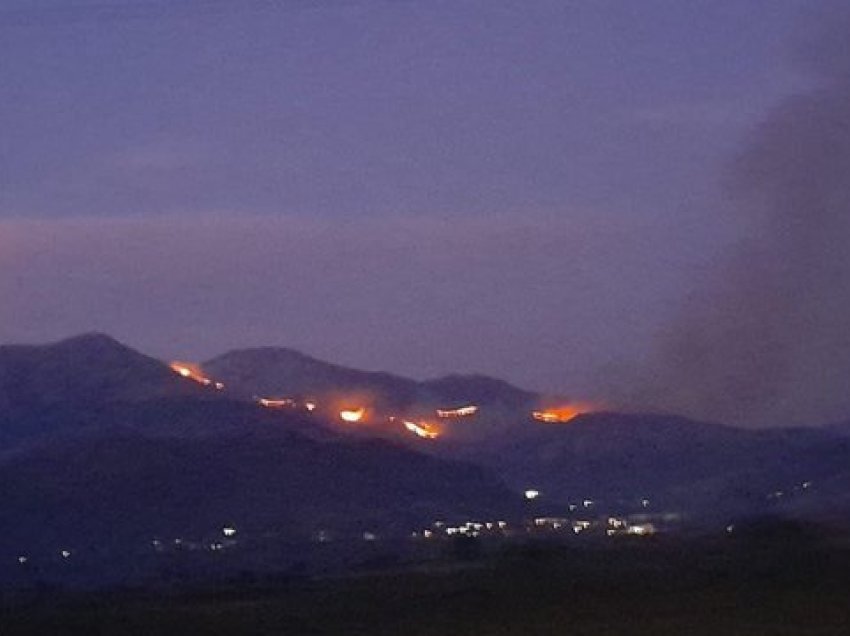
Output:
[
  {"left": 203, "top": 346, "right": 545, "bottom": 423},
  {"left": 3, "top": 332, "right": 850, "bottom": 551}
]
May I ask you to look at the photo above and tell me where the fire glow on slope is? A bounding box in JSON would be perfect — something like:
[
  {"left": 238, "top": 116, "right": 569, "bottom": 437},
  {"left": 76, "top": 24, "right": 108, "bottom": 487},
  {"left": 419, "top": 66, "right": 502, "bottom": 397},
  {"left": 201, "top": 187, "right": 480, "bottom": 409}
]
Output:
[
  {"left": 403, "top": 420, "right": 440, "bottom": 439},
  {"left": 258, "top": 397, "right": 296, "bottom": 409},
  {"left": 532, "top": 403, "right": 594, "bottom": 423},
  {"left": 339, "top": 407, "right": 366, "bottom": 423},
  {"left": 169, "top": 362, "right": 224, "bottom": 390},
  {"left": 436, "top": 405, "right": 478, "bottom": 418}
]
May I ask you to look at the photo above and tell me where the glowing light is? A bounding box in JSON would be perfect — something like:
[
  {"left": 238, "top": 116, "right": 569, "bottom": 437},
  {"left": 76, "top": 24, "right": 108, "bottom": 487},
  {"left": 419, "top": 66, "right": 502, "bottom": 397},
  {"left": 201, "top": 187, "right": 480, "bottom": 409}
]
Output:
[
  {"left": 305, "top": 402, "right": 317, "bottom": 412},
  {"left": 524, "top": 489, "right": 540, "bottom": 500},
  {"left": 316, "top": 530, "right": 331, "bottom": 543},
  {"left": 535, "top": 517, "right": 567, "bottom": 528},
  {"left": 60, "top": 550, "right": 71, "bottom": 559},
  {"left": 340, "top": 408, "right": 366, "bottom": 423},
  {"left": 531, "top": 403, "right": 595, "bottom": 423},
  {"left": 403, "top": 420, "right": 440, "bottom": 439},
  {"left": 222, "top": 526, "right": 237, "bottom": 537},
  {"left": 573, "top": 520, "right": 591, "bottom": 534},
  {"left": 436, "top": 405, "right": 479, "bottom": 418},
  {"left": 627, "top": 523, "right": 656, "bottom": 536},
  {"left": 258, "top": 397, "right": 295, "bottom": 409},
  {"left": 17, "top": 556, "right": 27, "bottom": 564},
  {"left": 169, "top": 361, "right": 220, "bottom": 388}
]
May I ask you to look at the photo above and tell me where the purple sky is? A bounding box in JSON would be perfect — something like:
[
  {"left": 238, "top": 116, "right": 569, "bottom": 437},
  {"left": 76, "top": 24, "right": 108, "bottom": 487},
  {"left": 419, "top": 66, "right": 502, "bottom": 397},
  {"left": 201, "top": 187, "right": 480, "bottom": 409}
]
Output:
[{"left": 0, "top": 1, "right": 812, "bottom": 398}]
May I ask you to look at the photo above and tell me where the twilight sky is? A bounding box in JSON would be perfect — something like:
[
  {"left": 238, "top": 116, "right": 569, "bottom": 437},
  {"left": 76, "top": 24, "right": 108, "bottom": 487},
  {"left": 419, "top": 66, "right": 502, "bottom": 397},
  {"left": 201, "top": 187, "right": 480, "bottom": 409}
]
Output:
[{"left": 0, "top": 1, "right": 825, "bottom": 411}]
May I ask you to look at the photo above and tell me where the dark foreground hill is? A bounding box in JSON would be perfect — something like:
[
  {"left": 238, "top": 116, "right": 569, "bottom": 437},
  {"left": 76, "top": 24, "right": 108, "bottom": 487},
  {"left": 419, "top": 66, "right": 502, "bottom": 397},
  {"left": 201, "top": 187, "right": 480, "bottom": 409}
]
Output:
[
  {"left": 0, "top": 429, "right": 520, "bottom": 558},
  {"left": 438, "top": 411, "right": 850, "bottom": 520},
  {"left": 5, "top": 542, "right": 850, "bottom": 636}
]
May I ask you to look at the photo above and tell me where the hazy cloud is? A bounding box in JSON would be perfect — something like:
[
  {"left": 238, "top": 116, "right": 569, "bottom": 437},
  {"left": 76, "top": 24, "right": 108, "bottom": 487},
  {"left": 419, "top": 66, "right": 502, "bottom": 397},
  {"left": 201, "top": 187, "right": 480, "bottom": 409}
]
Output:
[
  {"left": 624, "top": 5, "right": 850, "bottom": 427},
  {"left": 0, "top": 213, "right": 707, "bottom": 397}
]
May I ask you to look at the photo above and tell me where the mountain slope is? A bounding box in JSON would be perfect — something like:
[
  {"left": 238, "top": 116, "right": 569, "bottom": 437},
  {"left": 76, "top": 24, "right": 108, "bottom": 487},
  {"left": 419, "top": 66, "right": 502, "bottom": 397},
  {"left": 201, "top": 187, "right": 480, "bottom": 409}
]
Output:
[
  {"left": 204, "top": 347, "right": 421, "bottom": 410},
  {"left": 0, "top": 333, "right": 227, "bottom": 448},
  {"left": 419, "top": 374, "right": 536, "bottom": 409},
  {"left": 827, "top": 419, "right": 850, "bottom": 436},
  {"left": 0, "top": 334, "right": 523, "bottom": 565},
  {"left": 0, "top": 430, "right": 522, "bottom": 556},
  {"left": 4, "top": 332, "right": 850, "bottom": 561},
  {"left": 0, "top": 333, "right": 195, "bottom": 405},
  {"left": 442, "top": 411, "right": 850, "bottom": 517},
  {"left": 204, "top": 347, "right": 541, "bottom": 408}
]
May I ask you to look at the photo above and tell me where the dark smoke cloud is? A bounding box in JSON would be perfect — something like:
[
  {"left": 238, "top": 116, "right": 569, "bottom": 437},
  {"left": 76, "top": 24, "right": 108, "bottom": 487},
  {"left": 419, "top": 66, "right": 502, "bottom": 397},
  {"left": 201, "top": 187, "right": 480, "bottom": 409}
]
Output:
[{"left": 628, "top": 5, "right": 850, "bottom": 427}]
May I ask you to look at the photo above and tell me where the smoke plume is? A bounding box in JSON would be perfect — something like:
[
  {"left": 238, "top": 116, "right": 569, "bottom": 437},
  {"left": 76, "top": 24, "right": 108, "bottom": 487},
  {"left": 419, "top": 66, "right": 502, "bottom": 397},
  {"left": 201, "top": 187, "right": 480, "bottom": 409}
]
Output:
[{"left": 634, "top": 6, "right": 850, "bottom": 427}]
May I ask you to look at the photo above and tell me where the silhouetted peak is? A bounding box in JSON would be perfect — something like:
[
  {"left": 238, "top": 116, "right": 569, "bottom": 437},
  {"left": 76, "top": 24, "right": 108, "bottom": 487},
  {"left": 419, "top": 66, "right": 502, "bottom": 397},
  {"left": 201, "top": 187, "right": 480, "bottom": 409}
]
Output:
[{"left": 49, "top": 332, "right": 127, "bottom": 352}]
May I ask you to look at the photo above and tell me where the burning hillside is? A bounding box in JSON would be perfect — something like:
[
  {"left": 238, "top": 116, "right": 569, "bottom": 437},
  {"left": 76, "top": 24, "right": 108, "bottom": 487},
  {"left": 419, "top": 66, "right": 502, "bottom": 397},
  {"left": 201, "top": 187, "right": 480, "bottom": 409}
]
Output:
[
  {"left": 168, "top": 351, "right": 600, "bottom": 443},
  {"left": 531, "top": 403, "right": 595, "bottom": 424},
  {"left": 339, "top": 407, "right": 367, "bottom": 423},
  {"left": 169, "top": 362, "right": 224, "bottom": 390},
  {"left": 436, "top": 405, "right": 479, "bottom": 418},
  {"left": 257, "top": 397, "right": 296, "bottom": 409},
  {"left": 403, "top": 420, "right": 440, "bottom": 439}
]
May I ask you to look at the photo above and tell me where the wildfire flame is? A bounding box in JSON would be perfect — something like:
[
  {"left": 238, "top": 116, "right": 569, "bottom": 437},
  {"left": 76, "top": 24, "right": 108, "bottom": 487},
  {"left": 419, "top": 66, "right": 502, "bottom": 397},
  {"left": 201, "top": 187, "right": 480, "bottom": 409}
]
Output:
[
  {"left": 169, "top": 362, "right": 223, "bottom": 389},
  {"left": 339, "top": 408, "right": 366, "bottom": 423},
  {"left": 403, "top": 420, "right": 440, "bottom": 439},
  {"left": 532, "top": 403, "right": 594, "bottom": 423},
  {"left": 436, "top": 405, "right": 479, "bottom": 418},
  {"left": 258, "top": 397, "right": 296, "bottom": 409}
]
